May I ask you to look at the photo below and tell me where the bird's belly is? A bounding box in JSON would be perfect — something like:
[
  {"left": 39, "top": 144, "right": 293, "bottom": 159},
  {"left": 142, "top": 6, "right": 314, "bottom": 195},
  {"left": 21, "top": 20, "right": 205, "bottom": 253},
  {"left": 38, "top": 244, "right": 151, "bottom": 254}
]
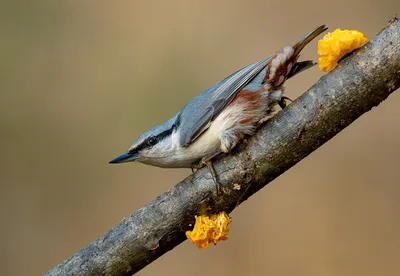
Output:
[{"left": 156, "top": 130, "right": 220, "bottom": 168}]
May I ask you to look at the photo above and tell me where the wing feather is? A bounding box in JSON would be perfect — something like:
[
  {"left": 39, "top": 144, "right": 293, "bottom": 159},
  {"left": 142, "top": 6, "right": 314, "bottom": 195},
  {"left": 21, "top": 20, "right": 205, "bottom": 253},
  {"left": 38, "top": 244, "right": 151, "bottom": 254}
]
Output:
[{"left": 179, "top": 56, "right": 271, "bottom": 146}]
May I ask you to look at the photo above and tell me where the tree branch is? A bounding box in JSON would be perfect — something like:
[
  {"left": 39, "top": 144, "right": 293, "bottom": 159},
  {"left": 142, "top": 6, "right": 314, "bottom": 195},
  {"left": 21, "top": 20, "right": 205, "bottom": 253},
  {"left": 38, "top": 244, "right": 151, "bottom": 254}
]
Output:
[{"left": 45, "top": 18, "right": 400, "bottom": 276}]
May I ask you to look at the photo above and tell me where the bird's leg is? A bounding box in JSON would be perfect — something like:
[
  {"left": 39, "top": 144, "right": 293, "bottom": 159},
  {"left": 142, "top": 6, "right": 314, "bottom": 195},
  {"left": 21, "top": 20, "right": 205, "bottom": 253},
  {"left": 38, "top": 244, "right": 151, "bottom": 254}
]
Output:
[
  {"left": 204, "top": 159, "right": 219, "bottom": 195},
  {"left": 191, "top": 160, "right": 205, "bottom": 171},
  {"left": 278, "top": 95, "right": 293, "bottom": 109},
  {"left": 201, "top": 151, "right": 223, "bottom": 195}
]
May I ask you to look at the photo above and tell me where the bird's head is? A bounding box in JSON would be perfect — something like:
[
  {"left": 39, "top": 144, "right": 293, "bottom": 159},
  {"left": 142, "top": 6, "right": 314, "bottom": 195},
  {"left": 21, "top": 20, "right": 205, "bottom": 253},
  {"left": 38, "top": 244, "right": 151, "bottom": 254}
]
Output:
[{"left": 109, "top": 117, "right": 179, "bottom": 166}]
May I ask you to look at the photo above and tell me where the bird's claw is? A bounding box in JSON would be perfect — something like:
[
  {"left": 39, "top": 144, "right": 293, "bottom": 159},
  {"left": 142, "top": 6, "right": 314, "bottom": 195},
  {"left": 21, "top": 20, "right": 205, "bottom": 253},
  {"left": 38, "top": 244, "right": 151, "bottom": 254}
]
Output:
[
  {"left": 191, "top": 155, "right": 222, "bottom": 195},
  {"left": 278, "top": 96, "right": 293, "bottom": 109}
]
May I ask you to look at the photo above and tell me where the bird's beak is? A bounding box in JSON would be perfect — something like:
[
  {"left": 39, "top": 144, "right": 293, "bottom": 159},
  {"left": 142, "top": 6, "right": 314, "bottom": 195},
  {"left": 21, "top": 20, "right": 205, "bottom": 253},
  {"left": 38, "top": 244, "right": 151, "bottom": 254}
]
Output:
[{"left": 109, "top": 152, "right": 138, "bottom": 164}]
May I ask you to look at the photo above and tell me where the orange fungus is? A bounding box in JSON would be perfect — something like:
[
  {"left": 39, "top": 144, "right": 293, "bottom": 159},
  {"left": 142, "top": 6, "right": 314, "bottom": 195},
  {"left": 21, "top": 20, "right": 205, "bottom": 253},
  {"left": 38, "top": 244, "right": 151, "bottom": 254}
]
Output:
[
  {"left": 318, "top": 29, "right": 368, "bottom": 72},
  {"left": 186, "top": 211, "right": 231, "bottom": 249}
]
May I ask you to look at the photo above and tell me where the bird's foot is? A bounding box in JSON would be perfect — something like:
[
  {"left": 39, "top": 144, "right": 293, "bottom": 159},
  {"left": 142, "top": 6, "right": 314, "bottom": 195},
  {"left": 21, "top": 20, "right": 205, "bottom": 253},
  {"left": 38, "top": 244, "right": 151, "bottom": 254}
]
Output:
[
  {"left": 278, "top": 95, "right": 293, "bottom": 109},
  {"left": 190, "top": 152, "right": 223, "bottom": 195},
  {"left": 203, "top": 159, "right": 221, "bottom": 196}
]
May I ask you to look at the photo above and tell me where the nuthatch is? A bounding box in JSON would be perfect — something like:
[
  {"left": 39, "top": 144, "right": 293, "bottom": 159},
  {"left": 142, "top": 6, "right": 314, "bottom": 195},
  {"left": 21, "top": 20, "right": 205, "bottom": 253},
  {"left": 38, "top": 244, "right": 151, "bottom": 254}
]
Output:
[{"left": 110, "top": 25, "right": 327, "bottom": 188}]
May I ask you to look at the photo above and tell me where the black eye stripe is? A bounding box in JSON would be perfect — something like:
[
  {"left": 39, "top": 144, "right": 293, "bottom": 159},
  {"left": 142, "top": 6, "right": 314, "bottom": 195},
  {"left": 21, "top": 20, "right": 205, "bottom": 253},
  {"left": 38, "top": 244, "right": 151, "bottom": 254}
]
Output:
[{"left": 129, "top": 127, "right": 175, "bottom": 154}]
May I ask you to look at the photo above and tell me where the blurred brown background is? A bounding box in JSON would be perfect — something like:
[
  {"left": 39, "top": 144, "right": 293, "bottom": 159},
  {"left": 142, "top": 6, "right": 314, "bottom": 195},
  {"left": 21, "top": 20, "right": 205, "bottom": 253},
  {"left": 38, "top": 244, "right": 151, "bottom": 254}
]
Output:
[{"left": 1, "top": 1, "right": 399, "bottom": 275}]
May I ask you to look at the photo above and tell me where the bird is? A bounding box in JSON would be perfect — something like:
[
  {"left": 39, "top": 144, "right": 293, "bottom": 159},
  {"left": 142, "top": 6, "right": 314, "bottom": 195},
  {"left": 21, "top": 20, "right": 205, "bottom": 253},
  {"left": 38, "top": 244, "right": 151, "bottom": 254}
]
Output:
[{"left": 110, "top": 25, "right": 327, "bottom": 190}]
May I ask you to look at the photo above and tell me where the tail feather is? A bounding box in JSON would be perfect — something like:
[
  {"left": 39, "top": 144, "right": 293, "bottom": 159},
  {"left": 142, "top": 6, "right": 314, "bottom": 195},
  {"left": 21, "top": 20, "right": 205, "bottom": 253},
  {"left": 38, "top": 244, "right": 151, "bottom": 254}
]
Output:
[
  {"left": 292, "top": 25, "right": 328, "bottom": 56},
  {"left": 286, "top": 60, "right": 316, "bottom": 80},
  {"left": 263, "top": 25, "right": 327, "bottom": 86}
]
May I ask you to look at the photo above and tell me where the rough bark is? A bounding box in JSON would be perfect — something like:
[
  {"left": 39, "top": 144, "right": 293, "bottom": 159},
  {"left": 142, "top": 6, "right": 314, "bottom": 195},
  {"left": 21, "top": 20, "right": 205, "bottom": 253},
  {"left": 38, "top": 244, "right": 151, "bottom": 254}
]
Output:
[{"left": 45, "top": 18, "right": 400, "bottom": 276}]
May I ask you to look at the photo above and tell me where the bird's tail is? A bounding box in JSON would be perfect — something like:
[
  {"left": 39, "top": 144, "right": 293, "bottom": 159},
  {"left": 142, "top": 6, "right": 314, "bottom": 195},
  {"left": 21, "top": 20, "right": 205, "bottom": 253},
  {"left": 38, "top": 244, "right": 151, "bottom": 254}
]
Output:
[
  {"left": 263, "top": 25, "right": 327, "bottom": 86},
  {"left": 292, "top": 25, "right": 328, "bottom": 57}
]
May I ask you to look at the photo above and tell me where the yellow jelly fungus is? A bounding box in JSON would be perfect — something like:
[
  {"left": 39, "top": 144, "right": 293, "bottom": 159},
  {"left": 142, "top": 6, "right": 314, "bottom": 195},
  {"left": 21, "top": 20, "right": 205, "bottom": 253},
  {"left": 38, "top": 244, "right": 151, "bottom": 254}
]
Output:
[
  {"left": 186, "top": 211, "right": 231, "bottom": 249},
  {"left": 318, "top": 29, "right": 368, "bottom": 72}
]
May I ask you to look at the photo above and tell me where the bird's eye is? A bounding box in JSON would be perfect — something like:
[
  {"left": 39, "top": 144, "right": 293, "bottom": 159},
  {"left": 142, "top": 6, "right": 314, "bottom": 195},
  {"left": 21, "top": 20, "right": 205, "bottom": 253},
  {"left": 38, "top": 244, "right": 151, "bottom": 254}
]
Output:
[{"left": 148, "top": 136, "right": 158, "bottom": 146}]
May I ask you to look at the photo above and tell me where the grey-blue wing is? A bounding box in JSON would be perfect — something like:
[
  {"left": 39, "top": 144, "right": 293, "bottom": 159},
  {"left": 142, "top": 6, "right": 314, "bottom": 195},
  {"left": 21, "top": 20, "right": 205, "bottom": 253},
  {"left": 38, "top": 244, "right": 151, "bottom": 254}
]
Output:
[{"left": 178, "top": 56, "right": 271, "bottom": 146}]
